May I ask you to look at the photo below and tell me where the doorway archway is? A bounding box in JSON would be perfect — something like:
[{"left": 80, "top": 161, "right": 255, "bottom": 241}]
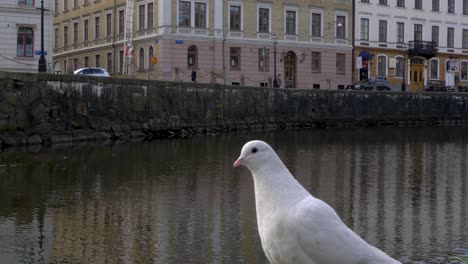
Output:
[{"left": 283, "top": 51, "right": 296, "bottom": 88}]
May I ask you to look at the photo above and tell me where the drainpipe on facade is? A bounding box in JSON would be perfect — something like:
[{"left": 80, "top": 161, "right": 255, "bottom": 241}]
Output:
[
  {"left": 223, "top": 37, "right": 226, "bottom": 85},
  {"left": 351, "top": 0, "right": 355, "bottom": 84},
  {"left": 112, "top": 0, "right": 117, "bottom": 75}
]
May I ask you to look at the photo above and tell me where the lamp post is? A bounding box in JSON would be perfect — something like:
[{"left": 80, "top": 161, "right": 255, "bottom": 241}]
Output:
[
  {"left": 273, "top": 34, "right": 278, "bottom": 88},
  {"left": 37, "top": 0, "right": 48, "bottom": 72}
]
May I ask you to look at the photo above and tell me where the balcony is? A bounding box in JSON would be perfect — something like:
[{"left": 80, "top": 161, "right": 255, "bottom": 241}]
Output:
[{"left": 408, "top": 40, "right": 437, "bottom": 59}]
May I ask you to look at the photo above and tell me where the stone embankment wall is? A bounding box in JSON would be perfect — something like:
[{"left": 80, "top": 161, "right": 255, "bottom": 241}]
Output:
[{"left": 1, "top": 71, "right": 468, "bottom": 147}]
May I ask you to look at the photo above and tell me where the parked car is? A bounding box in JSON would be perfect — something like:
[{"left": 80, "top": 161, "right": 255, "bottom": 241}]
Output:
[
  {"left": 350, "top": 77, "right": 393, "bottom": 91},
  {"left": 74, "top": 67, "right": 110, "bottom": 77}
]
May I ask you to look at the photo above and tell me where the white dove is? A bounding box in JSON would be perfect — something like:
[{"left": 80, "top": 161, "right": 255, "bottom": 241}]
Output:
[{"left": 233, "top": 140, "right": 401, "bottom": 264}]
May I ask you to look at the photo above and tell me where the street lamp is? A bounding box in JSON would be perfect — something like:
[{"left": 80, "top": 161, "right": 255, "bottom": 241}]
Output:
[
  {"left": 37, "top": 0, "right": 48, "bottom": 72},
  {"left": 273, "top": 34, "right": 279, "bottom": 88}
]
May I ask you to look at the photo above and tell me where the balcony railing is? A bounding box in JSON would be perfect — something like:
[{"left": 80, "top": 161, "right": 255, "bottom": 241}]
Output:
[{"left": 408, "top": 40, "right": 437, "bottom": 58}]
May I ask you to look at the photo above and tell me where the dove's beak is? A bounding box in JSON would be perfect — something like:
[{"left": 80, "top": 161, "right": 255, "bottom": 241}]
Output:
[{"left": 233, "top": 157, "right": 244, "bottom": 168}]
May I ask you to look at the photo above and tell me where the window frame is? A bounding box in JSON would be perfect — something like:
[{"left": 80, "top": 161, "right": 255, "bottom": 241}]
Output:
[
  {"left": 310, "top": 8, "right": 323, "bottom": 38},
  {"left": 17, "top": 27, "right": 34, "bottom": 57},
  {"left": 257, "top": 6, "right": 271, "bottom": 33},
  {"left": 258, "top": 48, "right": 269, "bottom": 72},
  {"left": 284, "top": 8, "right": 297, "bottom": 36},
  {"left": 230, "top": 47, "right": 241, "bottom": 70},
  {"left": 396, "top": 21, "right": 405, "bottom": 44},
  {"left": 187, "top": 45, "right": 198, "bottom": 68},
  {"left": 430, "top": 58, "right": 439, "bottom": 79},
  {"left": 311, "top": 51, "right": 321, "bottom": 73},
  {"left": 395, "top": 56, "right": 405, "bottom": 78},
  {"left": 178, "top": 1, "right": 191, "bottom": 27},
  {"left": 229, "top": 4, "right": 242, "bottom": 31},
  {"left": 360, "top": 18, "right": 369, "bottom": 41},
  {"left": 336, "top": 53, "right": 345, "bottom": 75},
  {"left": 377, "top": 55, "right": 388, "bottom": 77},
  {"left": 379, "top": 20, "right": 387, "bottom": 43}
]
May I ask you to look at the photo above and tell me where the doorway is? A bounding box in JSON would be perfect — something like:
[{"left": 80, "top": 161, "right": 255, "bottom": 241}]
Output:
[
  {"left": 283, "top": 51, "right": 296, "bottom": 88},
  {"left": 410, "top": 58, "right": 424, "bottom": 92}
]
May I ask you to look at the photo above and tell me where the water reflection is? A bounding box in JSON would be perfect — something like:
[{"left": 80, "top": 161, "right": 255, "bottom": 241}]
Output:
[{"left": 0, "top": 128, "right": 467, "bottom": 263}]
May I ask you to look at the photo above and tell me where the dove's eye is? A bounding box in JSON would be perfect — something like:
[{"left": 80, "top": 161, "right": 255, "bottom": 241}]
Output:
[{"left": 252, "top": 147, "right": 258, "bottom": 154}]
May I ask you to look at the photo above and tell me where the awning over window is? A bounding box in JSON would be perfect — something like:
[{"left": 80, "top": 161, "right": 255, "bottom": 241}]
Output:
[{"left": 358, "top": 51, "right": 373, "bottom": 60}]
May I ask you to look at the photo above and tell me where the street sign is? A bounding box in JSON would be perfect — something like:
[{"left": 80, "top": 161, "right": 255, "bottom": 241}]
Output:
[
  {"left": 150, "top": 57, "right": 158, "bottom": 64},
  {"left": 175, "top": 40, "right": 184, "bottom": 44},
  {"left": 35, "top": 50, "right": 47, "bottom": 55}
]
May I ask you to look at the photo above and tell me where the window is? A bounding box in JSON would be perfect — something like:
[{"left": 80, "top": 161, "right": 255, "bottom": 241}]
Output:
[
  {"left": 414, "top": 24, "right": 422, "bottom": 41},
  {"left": 464, "top": 29, "right": 468, "bottom": 49},
  {"left": 379, "top": 0, "right": 387, "bottom": 5},
  {"left": 64, "top": 60, "right": 67, "bottom": 73},
  {"left": 378, "top": 56, "right": 387, "bottom": 77},
  {"left": 432, "top": 26, "right": 439, "bottom": 46},
  {"left": 397, "top": 0, "right": 405, "bottom": 7},
  {"left": 448, "top": 27, "right": 454, "bottom": 48},
  {"left": 230, "top": 5, "right": 241, "bottom": 31},
  {"left": 63, "top": 25, "right": 68, "bottom": 47},
  {"left": 84, "top": 19, "right": 89, "bottom": 42},
  {"left": 19, "top": 0, "right": 34, "bottom": 5},
  {"left": 258, "top": 8, "right": 269, "bottom": 33},
  {"left": 258, "top": 48, "right": 269, "bottom": 72},
  {"left": 54, "top": 28, "right": 59, "bottom": 49},
  {"left": 95, "top": 54, "right": 100, "bottom": 67},
  {"left": 311, "top": 13, "right": 321, "bottom": 37},
  {"left": 195, "top": 2, "right": 206, "bottom": 28},
  {"left": 360, "top": 18, "right": 369, "bottom": 41},
  {"left": 74, "top": 58, "right": 79, "bottom": 71},
  {"left": 139, "top": 48, "right": 144, "bottom": 70},
  {"left": 119, "top": 50, "right": 124, "bottom": 73},
  {"left": 148, "top": 46, "right": 154, "bottom": 70},
  {"left": 84, "top": 56, "right": 89, "bottom": 67},
  {"left": 95, "top": 16, "right": 100, "bottom": 39},
  {"left": 139, "top": 5, "right": 145, "bottom": 30},
  {"left": 336, "top": 15, "right": 346, "bottom": 39},
  {"left": 448, "top": 0, "right": 455, "bottom": 13},
  {"left": 230, "top": 47, "right": 240, "bottom": 70},
  {"left": 361, "top": 0, "right": 369, "bottom": 2},
  {"left": 461, "top": 61, "right": 468, "bottom": 80},
  {"left": 73, "top": 22, "right": 78, "bottom": 44},
  {"left": 107, "top": 53, "right": 112, "bottom": 74},
  {"left": 464, "top": 0, "right": 468, "bottom": 15},
  {"left": 379, "top": 20, "right": 387, "bottom": 42},
  {"left": 17, "top": 27, "right": 33, "bottom": 57},
  {"left": 106, "top": 13, "right": 112, "bottom": 37},
  {"left": 187, "top": 45, "right": 198, "bottom": 68},
  {"left": 178, "top": 1, "right": 191, "bottom": 27},
  {"left": 63, "top": 0, "right": 68, "bottom": 11},
  {"left": 415, "top": 0, "right": 422, "bottom": 9},
  {"left": 395, "top": 57, "right": 404, "bottom": 77},
  {"left": 118, "top": 10, "right": 125, "bottom": 34},
  {"left": 432, "top": 0, "right": 439, "bottom": 11},
  {"left": 73, "top": 0, "right": 78, "bottom": 8},
  {"left": 148, "top": 3, "right": 153, "bottom": 28},
  {"left": 285, "top": 10, "right": 296, "bottom": 35},
  {"left": 430, "top": 59, "right": 439, "bottom": 79},
  {"left": 55, "top": 0, "right": 58, "bottom": 14},
  {"left": 396, "top": 22, "right": 404, "bottom": 43},
  {"left": 336, "top": 53, "right": 345, "bottom": 74},
  {"left": 311, "top": 52, "right": 321, "bottom": 73}
]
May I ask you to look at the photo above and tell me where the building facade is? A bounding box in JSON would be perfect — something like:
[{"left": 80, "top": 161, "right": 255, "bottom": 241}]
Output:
[
  {"left": 53, "top": 0, "right": 352, "bottom": 89},
  {"left": 354, "top": 0, "right": 468, "bottom": 92},
  {"left": 0, "top": 0, "right": 54, "bottom": 73}
]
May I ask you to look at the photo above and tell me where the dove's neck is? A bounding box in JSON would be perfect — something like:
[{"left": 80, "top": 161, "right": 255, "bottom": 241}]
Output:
[{"left": 251, "top": 157, "right": 311, "bottom": 219}]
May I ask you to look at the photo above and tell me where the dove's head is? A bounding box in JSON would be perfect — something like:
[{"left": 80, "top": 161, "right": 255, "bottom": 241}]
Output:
[{"left": 233, "top": 140, "right": 276, "bottom": 171}]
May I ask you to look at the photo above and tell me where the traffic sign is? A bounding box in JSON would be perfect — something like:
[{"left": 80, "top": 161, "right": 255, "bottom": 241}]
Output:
[{"left": 150, "top": 57, "right": 158, "bottom": 64}]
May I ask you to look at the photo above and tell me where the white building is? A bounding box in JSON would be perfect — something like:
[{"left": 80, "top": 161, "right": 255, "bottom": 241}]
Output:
[
  {"left": 354, "top": 0, "right": 468, "bottom": 92},
  {"left": 0, "top": 0, "right": 54, "bottom": 73}
]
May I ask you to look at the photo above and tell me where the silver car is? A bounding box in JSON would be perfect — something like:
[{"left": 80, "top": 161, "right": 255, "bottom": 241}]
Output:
[{"left": 74, "top": 67, "right": 110, "bottom": 77}]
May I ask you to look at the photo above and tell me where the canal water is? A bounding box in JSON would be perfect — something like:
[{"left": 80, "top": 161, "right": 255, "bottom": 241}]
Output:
[{"left": 0, "top": 128, "right": 467, "bottom": 264}]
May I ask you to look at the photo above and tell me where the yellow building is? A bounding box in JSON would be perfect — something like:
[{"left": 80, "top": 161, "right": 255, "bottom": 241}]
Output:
[{"left": 53, "top": 0, "right": 352, "bottom": 89}]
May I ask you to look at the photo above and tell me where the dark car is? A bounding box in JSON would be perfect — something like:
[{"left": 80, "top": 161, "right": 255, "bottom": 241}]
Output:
[{"left": 351, "top": 77, "right": 393, "bottom": 91}]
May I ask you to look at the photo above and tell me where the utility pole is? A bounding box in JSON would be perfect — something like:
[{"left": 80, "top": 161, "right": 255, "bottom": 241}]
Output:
[{"left": 37, "top": 0, "right": 48, "bottom": 72}]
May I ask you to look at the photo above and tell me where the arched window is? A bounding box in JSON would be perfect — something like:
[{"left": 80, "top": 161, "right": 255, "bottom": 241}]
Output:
[
  {"left": 139, "top": 47, "right": 145, "bottom": 70},
  {"left": 461, "top": 61, "right": 468, "bottom": 80},
  {"left": 148, "top": 46, "right": 154, "bottom": 70},
  {"left": 430, "top": 58, "right": 439, "bottom": 79},
  {"left": 187, "top": 45, "right": 198, "bottom": 68},
  {"left": 395, "top": 56, "right": 404, "bottom": 77},
  {"left": 17, "top": 27, "right": 34, "bottom": 57},
  {"left": 377, "top": 55, "right": 387, "bottom": 77}
]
